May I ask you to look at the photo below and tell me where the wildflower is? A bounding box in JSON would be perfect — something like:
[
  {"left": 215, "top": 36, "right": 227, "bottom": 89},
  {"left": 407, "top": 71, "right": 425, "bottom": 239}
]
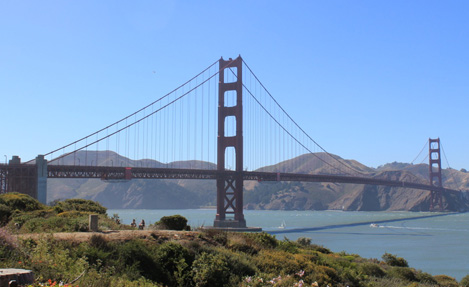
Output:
[
  {"left": 311, "top": 282, "right": 319, "bottom": 287},
  {"left": 296, "top": 270, "right": 305, "bottom": 277},
  {"left": 245, "top": 276, "right": 252, "bottom": 283},
  {"left": 269, "top": 275, "right": 282, "bottom": 284}
]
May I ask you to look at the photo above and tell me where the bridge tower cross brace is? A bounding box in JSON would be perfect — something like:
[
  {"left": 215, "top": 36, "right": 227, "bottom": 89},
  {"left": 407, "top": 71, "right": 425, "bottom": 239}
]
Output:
[
  {"left": 214, "top": 56, "right": 246, "bottom": 228},
  {"left": 429, "top": 138, "right": 443, "bottom": 210}
]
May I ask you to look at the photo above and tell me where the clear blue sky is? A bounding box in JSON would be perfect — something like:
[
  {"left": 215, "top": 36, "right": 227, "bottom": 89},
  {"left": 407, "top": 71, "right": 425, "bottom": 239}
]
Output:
[{"left": 1, "top": 1, "right": 468, "bottom": 170}]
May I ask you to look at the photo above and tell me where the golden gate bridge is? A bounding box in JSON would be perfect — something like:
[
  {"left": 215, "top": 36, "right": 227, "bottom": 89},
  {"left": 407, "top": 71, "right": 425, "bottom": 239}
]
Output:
[{"left": 0, "top": 56, "right": 462, "bottom": 229}]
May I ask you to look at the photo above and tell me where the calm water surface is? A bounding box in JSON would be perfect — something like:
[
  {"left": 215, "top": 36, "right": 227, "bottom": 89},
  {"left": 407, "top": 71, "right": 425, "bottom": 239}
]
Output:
[{"left": 108, "top": 209, "right": 469, "bottom": 281}]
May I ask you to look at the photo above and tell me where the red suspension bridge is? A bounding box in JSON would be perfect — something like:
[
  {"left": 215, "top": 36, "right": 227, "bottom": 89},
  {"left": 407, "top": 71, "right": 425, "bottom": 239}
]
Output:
[{"left": 0, "top": 56, "right": 462, "bottom": 229}]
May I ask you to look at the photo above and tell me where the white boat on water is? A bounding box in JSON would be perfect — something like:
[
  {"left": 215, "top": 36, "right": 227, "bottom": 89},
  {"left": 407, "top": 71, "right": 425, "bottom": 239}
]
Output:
[
  {"left": 279, "top": 220, "right": 286, "bottom": 229},
  {"left": 370, "top": 223, "right": 379, "bottom": 228}
]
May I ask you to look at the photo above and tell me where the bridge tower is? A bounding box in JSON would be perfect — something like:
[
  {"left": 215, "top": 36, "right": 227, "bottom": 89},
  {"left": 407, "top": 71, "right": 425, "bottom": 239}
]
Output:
[
  {"left": 214, "top": 56, "right": 246, "bottom": 228},
  {"left": 429, "top": 138, "right": 443, "bottom": 210},
  {"left": 1, "top": 155, "right": 47, "bottom": 204}
]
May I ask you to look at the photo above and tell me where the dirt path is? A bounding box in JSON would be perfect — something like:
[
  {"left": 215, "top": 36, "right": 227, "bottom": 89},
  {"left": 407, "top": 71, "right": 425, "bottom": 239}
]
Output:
[{"left": 17, "top": 230, "right": 200, "bottom": 243}]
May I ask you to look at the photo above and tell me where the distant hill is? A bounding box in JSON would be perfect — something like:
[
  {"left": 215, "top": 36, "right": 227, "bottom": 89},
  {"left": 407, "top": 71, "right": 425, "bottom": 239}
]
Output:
[
  {"left": 47, "top": 151, "right": 469, "bottom": 211},
  {"left": 247, "top": 156, "right": 469, "bottom": 212}
]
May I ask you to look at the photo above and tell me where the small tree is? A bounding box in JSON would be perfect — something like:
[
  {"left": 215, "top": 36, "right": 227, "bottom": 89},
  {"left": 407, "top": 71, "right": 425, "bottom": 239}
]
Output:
[
  {"left": 461, "top": 275, "right": 469, "bottom": 287},
  {"left": 382, "top": 252, "right": 408, "bottom": 267},
  {"left": 296, "top": 237, "right": 312, "bottom": 246},
  {"left": 54, "top": 199, "right": 107, "bottom": 215},
  {"left": 191, "top": 252, "right": 230, "bottom": 287},
  {"left": 0, "top": 204, "right": 12, "bottom": 225},
  {"left": 0, "top": 192, "right": 44, "bottom": 212},
  {"left": 158, "top": 215, "right": 188, "bottom": 230}
]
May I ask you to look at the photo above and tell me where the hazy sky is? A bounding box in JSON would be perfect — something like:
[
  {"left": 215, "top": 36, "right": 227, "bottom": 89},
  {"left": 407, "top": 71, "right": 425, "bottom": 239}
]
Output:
[{"left": 1, "top": 1, "right": 468, "bottom": 170}]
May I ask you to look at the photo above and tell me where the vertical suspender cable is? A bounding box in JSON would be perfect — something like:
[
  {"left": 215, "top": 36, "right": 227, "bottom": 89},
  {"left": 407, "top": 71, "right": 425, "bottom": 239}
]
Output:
[
  {"left": 201, "top": 72, "right": 204, "bottom": 167},
  {"left": 195, "top": 77, "right": 198, "bottom": 166}
]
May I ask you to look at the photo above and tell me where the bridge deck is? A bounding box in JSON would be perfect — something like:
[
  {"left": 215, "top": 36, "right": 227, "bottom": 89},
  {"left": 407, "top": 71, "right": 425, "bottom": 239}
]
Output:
[
  {"left": 0, "top": 164, "right": 457, "bottom": 194},
  {"left": 43, "top": 165, "right": 456, "bottom": 193}
]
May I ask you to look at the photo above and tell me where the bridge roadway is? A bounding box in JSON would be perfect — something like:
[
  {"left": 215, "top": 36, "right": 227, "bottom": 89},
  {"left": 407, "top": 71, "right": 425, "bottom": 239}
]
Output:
[{"left": 42, "top": 164, "right": 457, "bottom": 194}]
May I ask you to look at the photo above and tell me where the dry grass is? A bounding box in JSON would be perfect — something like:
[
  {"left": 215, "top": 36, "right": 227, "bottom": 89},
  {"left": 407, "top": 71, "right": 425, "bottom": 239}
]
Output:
[{"left": 17, "top": 229, "right": 199, "bottom": 243}]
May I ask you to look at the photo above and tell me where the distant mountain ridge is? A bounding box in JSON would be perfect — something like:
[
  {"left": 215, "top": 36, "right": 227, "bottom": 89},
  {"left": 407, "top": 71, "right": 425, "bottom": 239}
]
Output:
[{"left": 47, "top": 151, "right": 469, "bottom": 211}]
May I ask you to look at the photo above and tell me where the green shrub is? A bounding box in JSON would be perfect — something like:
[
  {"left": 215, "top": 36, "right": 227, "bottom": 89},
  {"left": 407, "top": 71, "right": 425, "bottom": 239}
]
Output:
[
  {"left": 111, "top": 276, "right": 164, "bottom": 287},
  {"left": 80, "top": 244, "right": 111, "bottom": 267},
  {"left": 358, "top": 262, "right": 386, "bottom": 278},
  {"left": 254, "top": 249, "right": 301, "bottom": 275},
  {"left": 89, "top": 234, "right": 108, "bottom": 249},
  {"left": 214, "top": 248, "right": 256, "bottom": 281},
  {"left": 201, "top": 229, "right": 228, "bottom": 245},
  {"left": 155, "top": 241, "right": 194, "bottom": 286},
  {"left": 0, "top": 204, "right": 12, "bottom": 225},
  {"left": 115, "top": 239, "right": 161, "bottom": 282},
  {"left": 309, "top": 265, "right": 340, "bottom": 286},
  {"left": 57, "top": 210, "right": 93, "bottom": 218},
  {"left": 19, "top": 215, "right": 89, "bottom": 233},
  {"left": 249, "top": 232, "right": 277, "bottom": 249},
  {"left": 0, "top": 227, "right": 18, "bottom": 258},
  {"left": 191, "top": 252, "right": 231, "bottom": 287},
  {"left": 310, "top": 244, "right": 331, "bottom": 254},
  {"left": 54, "top": 199, "right": 107, "bottom": 215},
  {"left": 0, "top": 192, "right": 44, "bottom": 212},
  {"left": 27, "top": 237, "right": 88, "bottom": 283},
  {"left": 77, "top": 268, "right": 112, "bottom": 287},
  {"left": 158, "top": 214, "right": 188, "bottom": 230},
  {"left": 415, "top": 271, "right": 437, "bottom": 284},
  {"left": 278, "top": 238, "right": 299, "bottom": 253},
  {"left": 296, "top": 237, "right": 311, "bottom": 246},
  {"left": 229, "top": 241, "right": 258, "bottom": 255},
  {"left": 461, "top": 274, "right": 469, "bottom": 287},
  {"left": 382, "top": 252, "right": 408, "bottom": 267},
  {"left": 434, "top": 275, "right": 459, "bottom": 287},
  {"left": 387, "top": 267, "right": 416, "bottom": 282}
]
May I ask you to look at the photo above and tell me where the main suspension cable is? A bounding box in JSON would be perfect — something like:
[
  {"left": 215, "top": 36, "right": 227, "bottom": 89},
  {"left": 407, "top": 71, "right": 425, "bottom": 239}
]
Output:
[
  {"left": 26, "top": 59, "right": 220, "bottom": 164},
  {"left": 410, "top": 140, "right": 428, "bottom": 165},
  {"left": 240, "top": 60, "right": 366, "bottom": 176},
  {"left": 46, "top": 59, "right": 237, "bottom": 164}
]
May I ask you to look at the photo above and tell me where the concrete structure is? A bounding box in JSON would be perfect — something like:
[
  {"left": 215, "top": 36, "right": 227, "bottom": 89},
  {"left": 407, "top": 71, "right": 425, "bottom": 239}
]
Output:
[
  {"left": 35, "top": 155, "right": 47, "bottom": 205},
  {"left": 0, "top": 269, "right": 34, "bottom": 287},
  {"left": 0, "top": 155, "right": 47, "bottom": 205},
  {"left": 89, "top": 214, "right": 99, "bottom": 232}
]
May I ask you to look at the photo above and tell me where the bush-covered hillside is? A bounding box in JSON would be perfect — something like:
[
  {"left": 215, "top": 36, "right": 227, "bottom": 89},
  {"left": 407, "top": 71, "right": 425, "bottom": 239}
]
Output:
[{"left": 0, "top": 193, "right": 467, "bottom": 287}]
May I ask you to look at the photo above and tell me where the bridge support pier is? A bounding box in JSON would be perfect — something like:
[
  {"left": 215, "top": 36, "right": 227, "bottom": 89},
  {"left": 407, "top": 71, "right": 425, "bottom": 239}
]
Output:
[
  {"left": 36, "top": 155, "right": 48, "bottom": 205},
  {"left": 1, "top": 155, "right": 47, "bottom": 204},
  {"left": 213, "top": 56, "right": 248, "bottom": 229}
]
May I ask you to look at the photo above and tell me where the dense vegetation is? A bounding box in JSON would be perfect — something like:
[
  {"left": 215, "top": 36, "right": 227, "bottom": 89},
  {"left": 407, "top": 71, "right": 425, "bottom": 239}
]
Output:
[{"left": 1, "top": 193, "right": 468, "bottom": 287}]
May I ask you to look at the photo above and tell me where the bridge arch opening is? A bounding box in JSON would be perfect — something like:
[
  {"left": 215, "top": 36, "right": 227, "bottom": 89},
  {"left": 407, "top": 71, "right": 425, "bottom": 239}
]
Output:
[
  {"left": 224, "top": 146, "right": 236, "bottom": 171},
  {"left": 224, "top": 116, "right": 236, "bottom": 137},
  {"left": 223, "top": 67, "right": 238, "bottom": 84},
  {"left": 224, "top": 90, "right": 237, "bottom": 108}
]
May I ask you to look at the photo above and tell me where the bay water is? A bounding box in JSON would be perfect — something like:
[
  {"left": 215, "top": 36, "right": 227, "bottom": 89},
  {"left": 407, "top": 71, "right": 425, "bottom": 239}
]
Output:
[{"left": 108, "top": 209, "right": 469, "bottom": 281}]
